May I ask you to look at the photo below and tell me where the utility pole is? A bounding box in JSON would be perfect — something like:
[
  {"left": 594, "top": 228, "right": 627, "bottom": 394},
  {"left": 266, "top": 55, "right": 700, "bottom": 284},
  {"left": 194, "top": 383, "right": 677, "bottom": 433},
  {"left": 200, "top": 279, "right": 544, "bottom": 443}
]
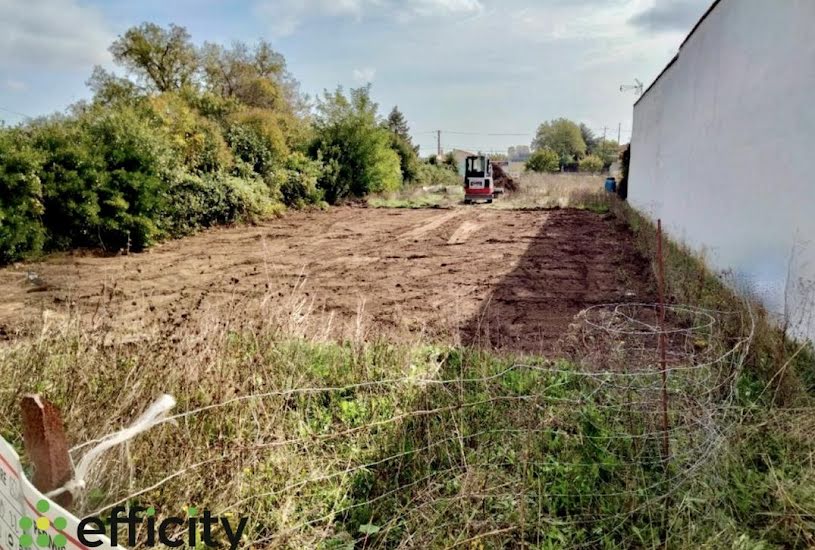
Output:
[
  {"left": 602, "top": 127, "right": 608, "bottom": 141},
  {"left": 617, "top": 123, "right": 622, "bottom": 144},
  {"left": 437, "top": 130, "right": 442, "bottom": 157}
]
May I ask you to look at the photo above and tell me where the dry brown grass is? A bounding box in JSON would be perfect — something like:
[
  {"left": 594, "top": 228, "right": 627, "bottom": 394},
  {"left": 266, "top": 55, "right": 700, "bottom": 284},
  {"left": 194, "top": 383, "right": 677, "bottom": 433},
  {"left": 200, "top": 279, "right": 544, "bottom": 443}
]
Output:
[
  {"left": 368, "top": 172, "right": 608, "bottom": 210},
  {"left": 497, "top": 172, "right": 606, "bottom": 209}
]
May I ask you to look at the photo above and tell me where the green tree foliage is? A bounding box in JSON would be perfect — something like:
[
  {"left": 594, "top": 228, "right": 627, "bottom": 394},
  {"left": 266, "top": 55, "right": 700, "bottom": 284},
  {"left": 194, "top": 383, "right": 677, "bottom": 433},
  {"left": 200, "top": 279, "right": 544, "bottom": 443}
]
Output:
[
  {"left": 0, "top": 129, "right": 45, "bottom": 262},
  {"left": 0, "top": 22, "right": 398, "bottom": 263},
  {"left": 87, "top": 66, "right": 144, "bottom": 106},
  {"left": 525, "top": 148, "right": 560, "bottom": 173},
  {"left": 384, "top": 106, "right": 420, "bottom": 183},
  {"left": 273, "top": 153, "right": 325, "bottom": 208},
  {"left": 109, "top": 23, "right": 198, "bottom": 92},
  {"left": 386, "top": 107, "right": 411, "bottom": 144},
  {"left": 149, "top": 93, "right": 233, "bottom": 174},
  {"left": 578, "top": 154, "right": 604, "bottom": 173},
  {"left": 311, "top": 86, "right": 402, "bottom": 203},
  {"left": 388, "top": 133, "right": 420, "bottom": 183},
  {"left": 594, "top": 139, "right": 620, "bottom": 169},
  {"left": 226, "top": 108, "right": 289, "bottom": 176},
  {"left": 82, "top": 104, "right": 174, "bottom": 250},
  {"left": 415, "top": 163, "right": 460, "bottom": 187},
  {"left": 442, "top": 152, "right": 458, "bottom": 172},
  {"left": 161, "top": 172, "right": 279, "bottom": 236},
  {"left": 532, "top": 118, "right": 586, "bottom": 167},
  {"left": 579, "top": 123, "right": 599, "bottom": 155},
  {"left": 28, "top": 118, "right": 104, "bottom": 249}
]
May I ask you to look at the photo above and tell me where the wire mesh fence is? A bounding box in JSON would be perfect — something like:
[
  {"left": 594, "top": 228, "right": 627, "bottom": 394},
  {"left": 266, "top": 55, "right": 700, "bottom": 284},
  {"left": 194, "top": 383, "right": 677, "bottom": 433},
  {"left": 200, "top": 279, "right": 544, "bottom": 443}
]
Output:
[{"left": 30, "top": 299, "right": 754, "bottom": 548}]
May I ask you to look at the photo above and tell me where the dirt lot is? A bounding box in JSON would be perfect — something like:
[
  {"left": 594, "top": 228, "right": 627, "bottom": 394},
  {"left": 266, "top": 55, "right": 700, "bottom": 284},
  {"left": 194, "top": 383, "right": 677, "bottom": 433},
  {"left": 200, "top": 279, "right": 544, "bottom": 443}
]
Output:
[{"left": 0, "top": 207, "right": 653, "bottom": 353}]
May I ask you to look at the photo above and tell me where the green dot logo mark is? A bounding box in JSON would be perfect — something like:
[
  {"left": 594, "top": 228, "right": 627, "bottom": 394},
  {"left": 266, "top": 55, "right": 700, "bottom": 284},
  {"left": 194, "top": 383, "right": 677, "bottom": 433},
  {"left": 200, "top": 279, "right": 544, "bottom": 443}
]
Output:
[{"left": 18, "top": 499, "right": 68, "bottom": 548}]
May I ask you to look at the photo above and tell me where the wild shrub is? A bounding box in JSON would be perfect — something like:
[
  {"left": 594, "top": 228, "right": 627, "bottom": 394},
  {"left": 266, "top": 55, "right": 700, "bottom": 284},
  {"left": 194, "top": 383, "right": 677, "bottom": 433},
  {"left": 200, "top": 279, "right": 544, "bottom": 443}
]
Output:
[
  {"left": 226, "top": 109, "right": 288, "bottom": 176},
  {"left": 311, "top": 86, "right": 402, "bottom": 203},
  {"left": 525, "top": 148, "right": 560, "bottom": 173},
  {"left": 0, "top": 128, "right": 45, "bottom": 262},
  {"left": 273, "top": 153, "right": 325, "bottom": 208},
  {"left": 27, "top": 119, "right": 104, "bottom": 249},
  {"left": 578, "top": 154, "right": 604, "bottom": 173},
  {"left": 415, "top": 162, "right": 460, "bottom": 187},
  {"left": 81, "top": 105, "right": 174, "bottom": 251},
  {"left": 388, "top": 133, "right": 420, "bottom": 183},
  {"left": 161, "top": 172, "right": 280, "bottom": 236},
  {"left": 150, "top": 93, "right": 233, "bottom": 174}
]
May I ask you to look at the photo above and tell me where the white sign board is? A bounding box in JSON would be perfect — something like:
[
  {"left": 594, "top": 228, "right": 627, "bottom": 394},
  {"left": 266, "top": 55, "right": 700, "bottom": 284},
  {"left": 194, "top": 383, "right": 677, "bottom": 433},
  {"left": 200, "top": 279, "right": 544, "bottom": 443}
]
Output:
[{"left": 0, "top": 436, "right": 121, "bottom": 550}]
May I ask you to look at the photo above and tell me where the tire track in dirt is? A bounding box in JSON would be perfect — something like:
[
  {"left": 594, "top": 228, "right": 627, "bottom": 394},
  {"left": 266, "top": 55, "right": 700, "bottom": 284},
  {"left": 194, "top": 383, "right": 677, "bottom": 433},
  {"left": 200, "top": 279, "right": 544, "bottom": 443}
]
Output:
[{"left": 0, "top": 207, "right": 653, "bottom": 353}]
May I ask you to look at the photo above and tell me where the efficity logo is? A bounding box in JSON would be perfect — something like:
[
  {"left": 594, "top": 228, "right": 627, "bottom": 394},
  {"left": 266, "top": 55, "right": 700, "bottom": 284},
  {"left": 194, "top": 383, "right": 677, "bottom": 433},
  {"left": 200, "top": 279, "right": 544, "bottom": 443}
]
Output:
[{"left": 19, "top": 502, "right": 248, "bottom": 549}]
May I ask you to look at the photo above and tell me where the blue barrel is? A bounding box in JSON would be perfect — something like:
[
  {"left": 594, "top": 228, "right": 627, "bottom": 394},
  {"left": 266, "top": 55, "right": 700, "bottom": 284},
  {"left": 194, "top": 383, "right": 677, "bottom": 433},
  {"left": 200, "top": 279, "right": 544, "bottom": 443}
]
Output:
[{"left": 604, "top": 177, "right": 617, "bottom": 193}]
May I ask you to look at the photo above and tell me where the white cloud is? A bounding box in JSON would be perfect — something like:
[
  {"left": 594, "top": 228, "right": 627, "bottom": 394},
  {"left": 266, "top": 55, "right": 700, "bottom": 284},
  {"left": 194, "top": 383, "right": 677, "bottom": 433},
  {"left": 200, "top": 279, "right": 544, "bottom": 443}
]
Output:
[
  {"left": 254, "top": 0, "right": 483, "bottom": 37},
  {"left": 629, "top": 0, "right": 711, "bottom": 33},
  {"left": 352, "top": 67, "right": 376, "bottom": 84},
  {"left": 0, "top": 0, "right": 112, "bottom": 69},
  {"left": 3, "top": 78, "right": 27, "bottom": 91},
  {"left": 402, "top": 0, "right": 482, "bottom": 17}
]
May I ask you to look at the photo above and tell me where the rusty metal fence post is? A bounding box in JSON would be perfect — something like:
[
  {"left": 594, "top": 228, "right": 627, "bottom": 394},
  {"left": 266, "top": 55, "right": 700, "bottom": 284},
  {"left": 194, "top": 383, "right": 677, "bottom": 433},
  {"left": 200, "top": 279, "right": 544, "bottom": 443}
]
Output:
[
  {"left": 656, "top": 220, "right": 670, "bottom": 464},
  {"left": 20, "top": 394, "right": 73, "bottom": 508}
]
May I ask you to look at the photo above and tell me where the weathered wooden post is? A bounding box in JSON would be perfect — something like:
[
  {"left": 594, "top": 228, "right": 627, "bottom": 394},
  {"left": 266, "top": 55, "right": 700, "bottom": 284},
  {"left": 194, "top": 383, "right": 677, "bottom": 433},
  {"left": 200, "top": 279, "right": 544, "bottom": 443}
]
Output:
[{"left": 20, "top": 394, "right": 73, "bottom": 507}]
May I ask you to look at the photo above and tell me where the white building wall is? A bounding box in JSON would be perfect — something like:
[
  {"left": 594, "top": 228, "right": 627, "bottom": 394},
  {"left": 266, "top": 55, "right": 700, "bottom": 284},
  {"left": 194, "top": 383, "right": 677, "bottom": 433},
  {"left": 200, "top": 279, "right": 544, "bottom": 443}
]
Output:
[{"left": 630, "top": 0, "right": 815, "bottom": 341}]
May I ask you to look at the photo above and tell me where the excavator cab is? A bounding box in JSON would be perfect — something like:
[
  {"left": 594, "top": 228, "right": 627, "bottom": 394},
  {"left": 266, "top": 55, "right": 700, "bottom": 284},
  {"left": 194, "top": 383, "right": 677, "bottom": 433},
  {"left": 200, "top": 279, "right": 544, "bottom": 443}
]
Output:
[{"left": 463, "top": 155, "right": 494, "bottom": 204}]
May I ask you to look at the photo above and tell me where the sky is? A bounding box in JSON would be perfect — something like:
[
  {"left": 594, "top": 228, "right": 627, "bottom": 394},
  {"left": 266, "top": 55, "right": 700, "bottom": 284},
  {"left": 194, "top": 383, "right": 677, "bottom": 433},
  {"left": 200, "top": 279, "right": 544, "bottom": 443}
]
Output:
[{"left": 0, "top": 0, "right": 713, "bottom": 156}]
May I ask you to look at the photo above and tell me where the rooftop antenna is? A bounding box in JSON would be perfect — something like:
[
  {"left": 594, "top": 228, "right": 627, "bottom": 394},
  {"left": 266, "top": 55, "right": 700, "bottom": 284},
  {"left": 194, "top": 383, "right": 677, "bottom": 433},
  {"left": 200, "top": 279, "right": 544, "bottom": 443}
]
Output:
[{"left": 620, "top": 78, "right": 644, "bottom": 96}]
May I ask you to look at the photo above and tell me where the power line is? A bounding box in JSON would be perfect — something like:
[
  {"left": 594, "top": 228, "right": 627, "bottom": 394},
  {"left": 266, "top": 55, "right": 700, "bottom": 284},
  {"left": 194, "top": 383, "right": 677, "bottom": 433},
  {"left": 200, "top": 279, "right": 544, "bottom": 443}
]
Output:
[
  {"left": 0, "top": 106, "right": 31, "bottom": 119},
  {"left": 416, "top": 130, "right": 533, "bottom": 137}
]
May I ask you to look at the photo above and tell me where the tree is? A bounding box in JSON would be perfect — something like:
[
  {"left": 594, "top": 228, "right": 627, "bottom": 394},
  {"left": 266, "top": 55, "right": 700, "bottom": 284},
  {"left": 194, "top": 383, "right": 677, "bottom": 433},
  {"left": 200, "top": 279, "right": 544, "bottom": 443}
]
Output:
[
  {"left": 384, "top": 107, "right": 419, "bottom": 182},
  {"left": 0, "top": 129, "right": 45, "bottom": 262},
  {"left": 86, "top": 66, "right": 143, "bottom": 106},
  {"left": 28, "top": 118, "right": 104, "bottom": 250},
  {"left": 386, "top": 107, "right": 412, "bottom": 145},
  {"left": 109, "top": 23, "right": 198, "bottom": 92},
  {"left": 226, "top": 108, "right": 289, "bottom": 176},
  {"left": 579, "top": 123, "right": 599, "bottom": 155},
  {"left": 578, "top": 154, "right": 604, "bottom": 173},
  {"left": 525, "top": 148, "right": 560, "bottom": 173},
  {"left": 389, "top": 133, "right": 420, "bottom": 183},
  {"left": 149, "top": 93, "right": 233, "bottom": 174},
  {"left": 532, "top": 118, "right": 586, "bottom": 168},
  {"left": 201, "top": 40, "right": 290, "bottom": 110},
  {"left": 594, "top": 139, "right": 620, "bottom": 169},
  {"left": 310, "top": 86, "right": 401, "bottom": 203},
  {"left": 81, "top": 104, "right": 175, "bottom": 250},
  {"left": 509, "top": 145, "right": 531, "bottom": 161}
]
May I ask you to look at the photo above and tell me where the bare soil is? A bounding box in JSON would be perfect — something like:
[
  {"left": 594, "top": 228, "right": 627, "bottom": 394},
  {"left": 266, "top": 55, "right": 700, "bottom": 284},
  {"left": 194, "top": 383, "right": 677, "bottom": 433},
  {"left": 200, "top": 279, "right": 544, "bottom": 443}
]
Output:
[{"left": 0, "top": 207, "right": 654, "bottom": 353}]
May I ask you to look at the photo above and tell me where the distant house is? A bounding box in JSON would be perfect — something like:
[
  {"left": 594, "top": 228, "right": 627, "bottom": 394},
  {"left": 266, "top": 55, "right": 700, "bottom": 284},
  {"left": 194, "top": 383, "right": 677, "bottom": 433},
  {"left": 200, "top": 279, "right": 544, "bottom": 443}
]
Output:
[{"left": 448, "top": 149, "right": 475, "bottom": 176}]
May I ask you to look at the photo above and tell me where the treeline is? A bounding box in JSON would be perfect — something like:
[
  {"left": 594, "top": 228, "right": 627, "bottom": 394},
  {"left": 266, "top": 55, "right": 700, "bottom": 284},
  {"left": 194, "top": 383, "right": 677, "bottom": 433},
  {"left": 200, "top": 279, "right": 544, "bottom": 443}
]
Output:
[
  {"left": 525, "top": 118, "right": 620, "bottom": 174},
  {"left": 0, "top": 23, "right": 451, "bottom": 263}
]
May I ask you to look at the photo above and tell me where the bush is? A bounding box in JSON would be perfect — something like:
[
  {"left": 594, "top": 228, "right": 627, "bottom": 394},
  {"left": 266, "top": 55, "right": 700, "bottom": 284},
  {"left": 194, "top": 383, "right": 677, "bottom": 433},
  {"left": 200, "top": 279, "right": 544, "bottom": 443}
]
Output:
[
  {"left": 389, "top": 133, "right": 420, "bottom": 183},
  {"left": 311, "top": 86, "right": 402, "bottom": 203},
  {"left": 415, "top": 162, "right": 461, "bottom": 188},
  {"left": 273, "top": 153, "right": 325, "bottom": 208},
  {"left": 0, "top": 129, "right": 45, "bottom": 262},
  {"left": 578, "top": 154, "right": 604, "bottom": 173},
  {"left": 226, "top": 109, "right": 288, "bottom": 176},
  {"left": 161, "top": 172, "right": 280, "bottom": 236},
  {"left": 525, "top": 149, "right": 560, "bottom": 173},
  {"left": 81, "top": 105, "right": 175, "bottom": 251},
  {"left": 27, "top": 119, "right": 104, "bottom": 250},
  {"left": 150, "top": 93, "right": 233, "bottom": 174}
]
